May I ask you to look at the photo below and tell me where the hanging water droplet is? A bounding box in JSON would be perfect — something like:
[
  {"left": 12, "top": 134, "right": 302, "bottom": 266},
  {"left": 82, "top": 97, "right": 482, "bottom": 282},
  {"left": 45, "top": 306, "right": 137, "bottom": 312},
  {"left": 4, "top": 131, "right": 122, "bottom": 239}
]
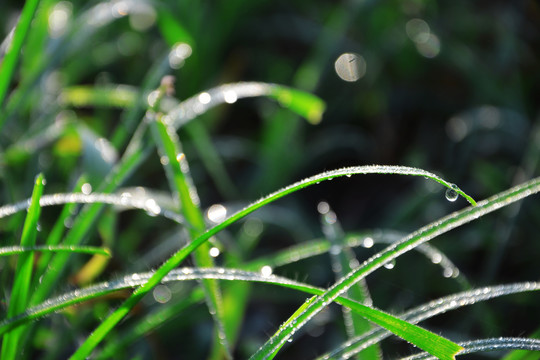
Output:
[
  {"left": 287, "top": 338, "right": 293, "bottom": 343},
  {"left": 346, "top": 174, "right": 352, "bottom": 178},
  {"left": 445, "top": 184, "right": 459, "bottom": 202},
  {"left": 384, "top": 260, "right": 396, "bottom": 269}
]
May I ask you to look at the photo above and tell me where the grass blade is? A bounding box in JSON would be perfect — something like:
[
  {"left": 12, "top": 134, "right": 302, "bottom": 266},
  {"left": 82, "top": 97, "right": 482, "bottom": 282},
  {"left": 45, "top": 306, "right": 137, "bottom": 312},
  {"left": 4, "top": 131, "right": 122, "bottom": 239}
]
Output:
[
  {"left": 402, "top": 338, "right": 540, "bottom": 360},
  {"left": 0, "top": 0, "right": 41, "bottom": 115},
  {"left": 68, "top": 165, "right": 474, "bottom": 358},
  {"left": 150, "top": 106, "right": 232, "bottom": 358},
  {"left": 166, "top": 82, "right": 326, "bottom": 129},
  {"left": 320, "top": 204, "right": 381, "bottom": 360},
  {"left": 323, "top": 282, "right": 540, "bottom": 359},
  {"left": 251, "top": 176, "right": 540, "bottom": 359},
  {"left": 0, "top": 245, "right": 111, "bottom": 257},
  {"left": 59, "top": 85, "right": 137, "bottom": 108},
  {"left": 269, "top": 85, "right": 326, "bottom": 124},
  {"left": 1, "top": 173, "right": 45, "bottom": 360}
]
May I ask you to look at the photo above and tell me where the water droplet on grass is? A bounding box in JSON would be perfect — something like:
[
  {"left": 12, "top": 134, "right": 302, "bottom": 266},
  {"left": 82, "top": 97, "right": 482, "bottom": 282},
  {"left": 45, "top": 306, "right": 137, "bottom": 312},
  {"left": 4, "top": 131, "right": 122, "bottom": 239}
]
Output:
[
  {"left": 384, "top": 260, "right": 396, "bottom": 269},
  {"left": 362, "top": 237, "right": 374, "bottom": 248},
  {"left": 445, "top": 184, "right": 459, "bottom": 202},
  {"left": 261, "top": 265, "right": 273, "bottom": 277},
  {"left": 81, "top": 183, "right": 92, "bottom": 195}
]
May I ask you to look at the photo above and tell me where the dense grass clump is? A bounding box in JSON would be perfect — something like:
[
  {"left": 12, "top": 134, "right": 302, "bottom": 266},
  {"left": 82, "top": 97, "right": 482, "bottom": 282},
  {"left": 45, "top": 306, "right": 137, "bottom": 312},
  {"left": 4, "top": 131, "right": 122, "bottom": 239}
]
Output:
[{"left": 1, "top": 1, "right": 539, "bottom": 359}]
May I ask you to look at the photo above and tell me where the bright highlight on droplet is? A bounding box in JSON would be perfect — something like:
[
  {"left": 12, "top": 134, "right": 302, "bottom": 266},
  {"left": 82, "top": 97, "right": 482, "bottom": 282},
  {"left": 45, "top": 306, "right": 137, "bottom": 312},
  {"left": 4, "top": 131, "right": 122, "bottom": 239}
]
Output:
[
  {"left": 362, "top": 237, "right": 374, "bottom": 248},
  {"left": 223, "top": 90, "right": 238, "bottom": 104},
  {"left": 431, "top": 253, "right": 442, "bottom": 264},
  {"left": 261, "top": 265, "right": 273, "bottom": 277},
  {"left": 145, "top": 198, "right": 161, "bottom": 216},
  {"left": 384, "top": 260, "right": 396, "bottom": 269},
  {"left": 334, "top": 53, "right": 367, "bottom": 82},
  {"left": 198, "top": 92, "right": 211, "bottom": 104},
  {"left": 81, "top": 183, "right": 92, "bottom": 195},
  {"left": 207, "top": 204, "right": 227, "bottom": 223},
  {"left": 147, "top": 90, "right": 160, "bottom": 108},
  {"left": 209, "top": 247, "right": 220, "bottom": 258}
]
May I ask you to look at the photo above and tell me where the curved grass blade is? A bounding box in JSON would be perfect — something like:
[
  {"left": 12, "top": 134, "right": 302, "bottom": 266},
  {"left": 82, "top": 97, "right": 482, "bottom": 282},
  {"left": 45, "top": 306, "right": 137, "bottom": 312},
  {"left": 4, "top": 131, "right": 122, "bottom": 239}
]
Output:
[
  {"left": 0, "top": 267, "right": 462, "bottom": 347},
  {"left": 2, "top": 269, "right": 538, "bottom": 358},
  {"left": 165, "top": 82, "right": 326, "bottom": 129},
  {"left": 269, "top": 85, "right": 326, "bottom": 124},
  {"left": 252, "top": 176, "right": 540, "bottom": 360},
  {"left": 69, "top": 166, "right": 474, "bottom": 359},
  {"left": 0, "top": 192, "right": 185, "bottom": 224},
  {"left": 0, "top": 245, "right": 111, "bottom": 257},
  {"left": 150, "top": 107, "right": 232, "bottom": 358},
  {"left": 321, "top": 282, "right": 540, "bottom": 359},
  {"left": 0, "top": 0, "right": 41, "bottom": 115},
  {"left": 1, "top": 173, "right": 45, "bottom": 360},
  {"left": 402, "top": 338, "right": 540, "bottom": 360}
]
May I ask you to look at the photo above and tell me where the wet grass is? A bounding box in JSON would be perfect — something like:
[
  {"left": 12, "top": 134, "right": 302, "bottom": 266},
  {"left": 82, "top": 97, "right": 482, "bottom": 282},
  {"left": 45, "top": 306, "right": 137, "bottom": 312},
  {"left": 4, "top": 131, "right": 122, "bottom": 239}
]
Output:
[{"left": 1, "top": 1, "right": 539, "bottom": 359}]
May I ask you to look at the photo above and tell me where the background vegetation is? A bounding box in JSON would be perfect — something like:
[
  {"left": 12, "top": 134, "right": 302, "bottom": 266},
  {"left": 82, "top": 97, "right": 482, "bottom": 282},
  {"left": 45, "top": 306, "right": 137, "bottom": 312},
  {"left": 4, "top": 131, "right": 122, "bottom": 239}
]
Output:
[{"left": 1, "top": 0, "right": 539, "bottom": 359}]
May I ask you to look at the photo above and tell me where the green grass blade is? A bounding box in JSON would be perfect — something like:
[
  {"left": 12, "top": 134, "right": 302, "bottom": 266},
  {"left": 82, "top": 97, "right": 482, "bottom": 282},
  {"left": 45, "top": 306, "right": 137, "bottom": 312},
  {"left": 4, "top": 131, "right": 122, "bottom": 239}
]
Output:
[
  {"left": 68, "top": 165, "right": 473, "bottom": 358},
  {"left": 150, "top": 108, "right": 232, "bottom": 359},
  {"left": 3, "top": 269, "right": 538, "bottom": 355},
  {"left": 167, "top": 82, "right": 326, "bottom": 129},
  {"left": 323, "top": 282, "right": 540, "bottom": 359},
  {"left": 31, "top": 145, "right": 149, "bottom": 307},
  {"left": 1, "top": 173, "right": 45, "bottom": 360},
  {"left": 269, "top": 85, "right": 326, "bottom": 124},
  {"left": 0, "top": 245, "right": 110, "bottom": 257},
  {"left": 0, "top": 268, "right": 459, "bottom": 340},
  {"left": 59, "top": 85, "right": 137, "bottom": 108},
  {"left": 33, "top": 177, "right": 87, "bottom": 285},
  {"left": 251, "top": 176, "right": 540, "bottom": 360},
  {"left": 0, "top": 0, "right": 41, "bottom": 116},
  {"left": 321, "top": 205, "right": 380, "bottom": 360},
  {"left": 403, "top": 338, "right": 540, "bottom": 360}
]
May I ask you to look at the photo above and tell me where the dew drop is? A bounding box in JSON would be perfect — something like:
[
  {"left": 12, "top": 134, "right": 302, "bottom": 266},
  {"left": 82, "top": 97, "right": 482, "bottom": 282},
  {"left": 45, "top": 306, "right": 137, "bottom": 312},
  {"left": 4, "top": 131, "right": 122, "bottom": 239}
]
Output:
[
  {"left": 81, "top": 183, "right": 92, "bottom": 195},
  {"left": 384, "top": 260, "right": 396, "bottom": 270},
  {"left": 362, "top": 237, "right": 374, "bottom": 248},
  {"left": 261, "top": 265, "right": 273, "bottom": 277},
  {"left": 287, "top": 338, "right": 293, "bottom": 343},
  {"left": 445, "top": 184, "right": 459, "bottom": 202},
  {"left": 443, "top": 268, "right": 454, "bottom": 278}
]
